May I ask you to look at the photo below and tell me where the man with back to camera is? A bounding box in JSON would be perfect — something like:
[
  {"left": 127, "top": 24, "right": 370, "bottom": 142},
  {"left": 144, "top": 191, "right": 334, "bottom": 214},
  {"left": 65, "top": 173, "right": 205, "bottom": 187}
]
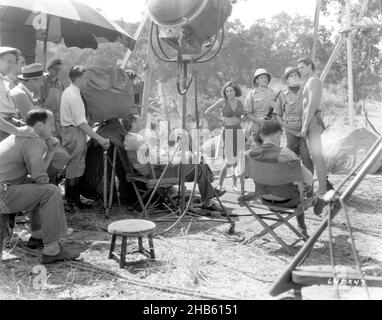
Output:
[
  {"left": 0, "top": 109, "right": 78, "bottom": 263},
  {"left": 240, "top": 120, "right": 313, "bottom": 237}
]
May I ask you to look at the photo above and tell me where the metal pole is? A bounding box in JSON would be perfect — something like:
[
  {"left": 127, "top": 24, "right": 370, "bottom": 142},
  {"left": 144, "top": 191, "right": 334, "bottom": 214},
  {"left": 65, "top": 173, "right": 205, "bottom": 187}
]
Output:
[
  {"left": 43, "top": 15, "right": 51, "bottom": 69},
  {"left": 103, "top": 150, "right": 109, "bottom": 217},
  {"left": 270, "top": 136, "right": 382, "bottom": 297},
  {"left": 180, "top": 62, "right": 188, "bottom": 214},
  {"left": 141, "top": 43, "right": 154, "bottom": 122},
  {"left": 346, "top": 0, "right": 355, "bottom": 131},
  {"left": 120, "top": 13, "right": 149, "bottom": 70},
  {"left": 320, "top": 34, "right": 346, "bottom": 83},
  {"left": 311, "top": 0, "right": 321, "bottom": 61},
  {"left": 107, "top": 146, "right": 117, "bottom": 218}
]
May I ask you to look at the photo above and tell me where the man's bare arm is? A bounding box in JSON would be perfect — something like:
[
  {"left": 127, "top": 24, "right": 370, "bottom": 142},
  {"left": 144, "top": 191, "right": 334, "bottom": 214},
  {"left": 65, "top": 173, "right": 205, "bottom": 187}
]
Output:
[
  {"left": 77, "top": 122, "right": 110, "bottom": 149},
  {"left": 302, "top": 78, "right": 323, "bottom": 130}
]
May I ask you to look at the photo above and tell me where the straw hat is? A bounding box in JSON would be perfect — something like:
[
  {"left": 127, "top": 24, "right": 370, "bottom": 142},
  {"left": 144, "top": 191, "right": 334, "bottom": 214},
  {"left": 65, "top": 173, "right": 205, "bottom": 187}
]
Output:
[
  {"left": 17, "top": 63, "right": 48, "bottom": 80},
  {"left": 252, "top": 68, "right": 271, "bottom": 87},
  {"left": 0, "top": 47, "right": 21, "bottom": 57}
]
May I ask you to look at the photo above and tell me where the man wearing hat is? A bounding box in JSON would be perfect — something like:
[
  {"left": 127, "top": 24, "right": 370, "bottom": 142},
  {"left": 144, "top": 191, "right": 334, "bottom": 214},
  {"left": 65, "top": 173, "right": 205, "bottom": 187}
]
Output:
[
  {"left": 297, "top": 57, "right": 333, "bottom": 215},
  {"left": 0, "top": 47, "right": 37, "bottom": 142},
  {"left": 40, "top": 59, "right": 66, "bottom": 139},
  {"left": 7, "top": 54, "right": 26, "bottom": 90},
  {"left": 244, "top": 68, "right": 277, "bottom": 141},
  {"left": 241, "top": 120, "right": 313, "bottom": 237},
  {"left": 60, "top": 65, "right": 110, "bottom": 211},
  {"left": 10, "top": 63, "right": 70, "bottom": 186},
  {"left": 10, "top": 63, "right": 46, "bottom": 122},
  {"left": 274, "top": 66, "right": 314, "bottom": 175}
]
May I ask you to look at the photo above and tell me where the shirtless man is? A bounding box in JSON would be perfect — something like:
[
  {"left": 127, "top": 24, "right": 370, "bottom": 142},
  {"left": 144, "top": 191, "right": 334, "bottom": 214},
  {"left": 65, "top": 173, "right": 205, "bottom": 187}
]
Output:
[{"left": 298, "top": 57, "right": 333, "bottom": 214}]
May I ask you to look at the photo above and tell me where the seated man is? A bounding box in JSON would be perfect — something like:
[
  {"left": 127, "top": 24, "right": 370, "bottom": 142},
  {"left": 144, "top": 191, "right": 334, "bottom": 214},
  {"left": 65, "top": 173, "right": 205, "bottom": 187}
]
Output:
[
  {"left": 123, "top": 114, "right": 225, "bottom": 211},
  {"left": 0, "top": 109, "right": 78, "bottom": 264},
  {"left": 242, "top": 120, "right": 314, "bottom": 237}
]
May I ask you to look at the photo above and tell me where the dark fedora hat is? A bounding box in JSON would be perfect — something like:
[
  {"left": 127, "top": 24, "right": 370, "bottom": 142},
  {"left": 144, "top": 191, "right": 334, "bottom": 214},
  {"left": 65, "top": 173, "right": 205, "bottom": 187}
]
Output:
[{"left": 17, "top": 63, "right": 48, "bottom": 80}]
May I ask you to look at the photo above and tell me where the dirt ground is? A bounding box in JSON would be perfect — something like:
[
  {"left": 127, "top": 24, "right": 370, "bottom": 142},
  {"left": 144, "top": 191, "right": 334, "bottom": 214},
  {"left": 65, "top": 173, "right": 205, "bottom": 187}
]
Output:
[
  {"left": 1, "top": 172, "right": 382, "bottom": 300},
  {"left": 1, "top": 102, "right": 382, "bottom": 301}
]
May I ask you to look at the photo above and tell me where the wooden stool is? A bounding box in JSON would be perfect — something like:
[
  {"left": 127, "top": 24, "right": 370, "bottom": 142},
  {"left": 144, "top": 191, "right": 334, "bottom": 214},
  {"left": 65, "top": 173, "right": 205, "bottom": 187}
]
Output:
[{"left": 107, "top": 219, "right": 156, "bottom": 268}]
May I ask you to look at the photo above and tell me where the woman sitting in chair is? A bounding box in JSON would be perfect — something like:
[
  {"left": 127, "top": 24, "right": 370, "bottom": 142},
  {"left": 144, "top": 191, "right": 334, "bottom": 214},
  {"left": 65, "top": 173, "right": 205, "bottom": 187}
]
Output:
[
  {"left": 241, "top": 120, "right": 314, "bottom": 237},
  {"left": 123, "top": 114, "right": 226, "bottom": 211}
]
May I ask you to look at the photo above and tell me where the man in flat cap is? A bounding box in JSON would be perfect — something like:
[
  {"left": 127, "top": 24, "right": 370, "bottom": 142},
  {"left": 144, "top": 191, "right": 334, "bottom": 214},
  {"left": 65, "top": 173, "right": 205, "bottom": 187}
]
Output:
[
  {"left": 0, "top": 47, "right": 36, "bottom": 142},
  {"left": 41, "top": 59, "right": 66, "bottom": 139}
]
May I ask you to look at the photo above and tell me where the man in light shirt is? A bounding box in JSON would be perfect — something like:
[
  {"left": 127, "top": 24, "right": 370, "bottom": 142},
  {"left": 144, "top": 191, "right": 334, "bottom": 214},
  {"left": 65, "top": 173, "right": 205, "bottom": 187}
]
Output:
[
  {"left": 244, "top": 68, "right": 277, "bottom": 140},
  {"left": 60, "top": 65, "right": 110, "bottom": 210},
  {"left": 0, "top": 109, "right": 78, "bottom": 264},
  {"left": 0, "top": 47, "right": 33, "bottom": 142}
]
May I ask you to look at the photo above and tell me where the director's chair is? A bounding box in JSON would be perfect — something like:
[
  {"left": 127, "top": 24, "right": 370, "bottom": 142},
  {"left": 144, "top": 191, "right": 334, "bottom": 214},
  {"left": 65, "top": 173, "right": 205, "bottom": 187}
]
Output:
[{"left": 239, "top": 159, "right": 315, "bottom": 254}]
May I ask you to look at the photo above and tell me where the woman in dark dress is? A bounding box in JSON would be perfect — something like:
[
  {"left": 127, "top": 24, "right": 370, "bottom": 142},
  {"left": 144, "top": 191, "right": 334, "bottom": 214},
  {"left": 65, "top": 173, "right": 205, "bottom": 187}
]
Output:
[{"left": 205, "top": 81, "right": 245, "bottom": 194}]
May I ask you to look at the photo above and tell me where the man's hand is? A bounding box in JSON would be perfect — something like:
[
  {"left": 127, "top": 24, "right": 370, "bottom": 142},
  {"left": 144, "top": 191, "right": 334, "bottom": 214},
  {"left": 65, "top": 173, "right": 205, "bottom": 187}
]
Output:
[
  {"left": 16, "top": 126, "right": 38, "bottom": 138},
  {"left": 46, "top": 137, "right": 60, "bottom": 151},
  {"left": 34, "top": 174, "right": 50, "bottom": 185},
  {"left": 97, "top": 137, "right": 110, "bottom": 150}
]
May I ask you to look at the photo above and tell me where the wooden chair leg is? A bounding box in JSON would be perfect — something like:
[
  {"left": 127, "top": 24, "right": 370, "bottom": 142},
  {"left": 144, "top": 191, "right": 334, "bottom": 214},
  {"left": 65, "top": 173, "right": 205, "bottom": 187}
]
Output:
[
  {"left": 138, "top": 237, "right": 144, "bottom": 253},
  {"left": 148, "top": 234, "right": 155, "bottom": 260},
  {"left": 120, "top": 236, "right": 127, "bottom": 269},
  {"left": 108, "top": 235, "right": 116, "bottom": 259}
]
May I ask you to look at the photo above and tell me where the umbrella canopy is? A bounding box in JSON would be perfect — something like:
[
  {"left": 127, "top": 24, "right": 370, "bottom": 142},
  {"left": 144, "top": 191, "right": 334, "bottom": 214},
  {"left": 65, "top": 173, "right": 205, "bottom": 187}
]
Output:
[{"left": 0, "top": 0, "right": 135, "bottom": 50}]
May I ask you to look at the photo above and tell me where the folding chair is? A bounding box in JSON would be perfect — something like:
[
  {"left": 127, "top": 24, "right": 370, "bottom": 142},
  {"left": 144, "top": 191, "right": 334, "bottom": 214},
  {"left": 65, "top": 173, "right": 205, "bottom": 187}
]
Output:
[
  {"left": 239, "top": 159, "right": 315, "bottom": 254},
  {"left": 125, "top": 160, "right": 179, "bottom": 218}
]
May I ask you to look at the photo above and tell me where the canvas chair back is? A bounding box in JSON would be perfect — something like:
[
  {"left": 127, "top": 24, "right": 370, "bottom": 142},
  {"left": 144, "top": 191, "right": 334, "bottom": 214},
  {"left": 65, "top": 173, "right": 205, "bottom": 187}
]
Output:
[{"left": 246, "top": 159, "right": 304, "bottom": 186}]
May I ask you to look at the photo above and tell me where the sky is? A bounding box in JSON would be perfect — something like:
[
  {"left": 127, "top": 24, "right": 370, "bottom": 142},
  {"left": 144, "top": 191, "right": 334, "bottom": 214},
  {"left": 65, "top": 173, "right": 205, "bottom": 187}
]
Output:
[{"left": 80, "top": 0, "right": 337, "bottom": 27}]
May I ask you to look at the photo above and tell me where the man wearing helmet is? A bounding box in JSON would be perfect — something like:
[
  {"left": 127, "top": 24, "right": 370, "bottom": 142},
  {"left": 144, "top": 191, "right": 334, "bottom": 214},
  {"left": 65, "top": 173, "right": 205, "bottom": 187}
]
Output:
[
  {"left": 244, "top": 68, "right": 277, "bottom": 143},
  {"left": 274, "top": 66, "right": 314, "bottom": 175}
]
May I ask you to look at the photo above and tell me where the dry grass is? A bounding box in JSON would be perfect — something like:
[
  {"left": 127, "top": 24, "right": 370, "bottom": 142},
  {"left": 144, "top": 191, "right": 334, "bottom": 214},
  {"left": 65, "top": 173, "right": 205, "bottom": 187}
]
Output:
[{"left": 1, "top": 174, "right": 382, "bottom": 300}]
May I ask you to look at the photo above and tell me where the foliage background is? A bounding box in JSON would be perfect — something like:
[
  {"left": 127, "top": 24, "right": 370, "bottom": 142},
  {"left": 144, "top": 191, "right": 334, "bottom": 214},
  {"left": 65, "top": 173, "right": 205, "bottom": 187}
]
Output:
[{"left": 38, "top": 0, "right": 382, "bottom": 130}]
